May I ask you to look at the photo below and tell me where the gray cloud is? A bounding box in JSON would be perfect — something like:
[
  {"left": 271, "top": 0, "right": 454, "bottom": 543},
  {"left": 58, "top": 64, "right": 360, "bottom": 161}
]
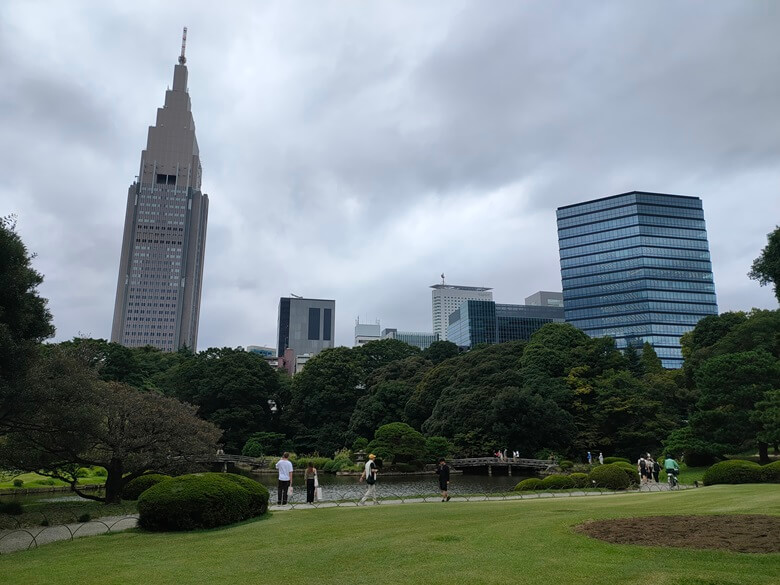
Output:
[{"left": 1, "top": 0, "right": 777, "bottom": 350}]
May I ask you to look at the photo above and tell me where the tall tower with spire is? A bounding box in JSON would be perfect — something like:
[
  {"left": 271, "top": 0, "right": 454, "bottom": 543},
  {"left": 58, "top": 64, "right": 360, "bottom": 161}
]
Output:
[{"left": 111, "top": 28, "right": 209, "bottom": 351}]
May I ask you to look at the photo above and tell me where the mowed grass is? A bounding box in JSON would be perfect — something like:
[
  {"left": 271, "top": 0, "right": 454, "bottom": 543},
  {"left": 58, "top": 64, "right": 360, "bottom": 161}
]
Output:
[{"left": 1, "top": 485, "right": 778, "bottom": 585}]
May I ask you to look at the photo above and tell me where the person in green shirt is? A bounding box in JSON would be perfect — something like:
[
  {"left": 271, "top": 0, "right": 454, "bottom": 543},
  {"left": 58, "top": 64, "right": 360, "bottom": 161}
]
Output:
[{"left": 664, "top": 456, "right": 680, "bottom": 486}]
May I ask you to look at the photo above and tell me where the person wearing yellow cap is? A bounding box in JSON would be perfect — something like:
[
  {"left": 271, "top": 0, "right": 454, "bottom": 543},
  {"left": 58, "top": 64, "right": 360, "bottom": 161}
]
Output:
[{"left": 359, "top": 454, "right": 378, "bottom": 505}]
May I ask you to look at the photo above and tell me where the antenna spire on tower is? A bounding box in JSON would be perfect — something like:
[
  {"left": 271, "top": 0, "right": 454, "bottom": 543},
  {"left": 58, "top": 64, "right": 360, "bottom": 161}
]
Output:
[{"left": 179, "top": 27, "right": 188, "bottom": 65}]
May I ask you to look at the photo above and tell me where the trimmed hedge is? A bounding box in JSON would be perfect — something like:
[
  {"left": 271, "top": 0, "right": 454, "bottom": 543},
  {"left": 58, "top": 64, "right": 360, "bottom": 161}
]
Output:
[
  {"left": 138, "top": 473, "right": 267, "bottom": 531},
  {"left": 122, "top": 474, "right": 171, "bottom": 501},
  {"left": 611, "top": 462, "right": 639, "bottom": 486},
  {"left": 542, "top": 474, "right": 575, "bottom": 490},
  {"left": 514, "top": 478, "right": 543, "bottom": 491},
  {"left": 702, "top": 460, "right": 763, "bottom": 485},
  {"left": 213, "top": 473, "right": 270, "bottom": 515},
  {"left": 569, "top": 472, "right": 590, "bottom": 488},
  {"left": 558, "top": 460, "right": 574, "bottom": 470},
  {"left": 589, "top": 463, "right": 630, "bottom": 490},
  {"left": 602, "top": 457, "right": 630, "bottom": 465},
  {"left": 761, "top": 461, "right": 780, "bottom": 483}
]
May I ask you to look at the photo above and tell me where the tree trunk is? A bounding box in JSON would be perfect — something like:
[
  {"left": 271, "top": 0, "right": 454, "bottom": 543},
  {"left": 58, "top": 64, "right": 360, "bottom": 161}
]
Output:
[
  {"left": 758, "top": 441, "right": 769, "bottom": 465},
  {"left": 104, "top": 458, "right": 124, "bottom": 504}
]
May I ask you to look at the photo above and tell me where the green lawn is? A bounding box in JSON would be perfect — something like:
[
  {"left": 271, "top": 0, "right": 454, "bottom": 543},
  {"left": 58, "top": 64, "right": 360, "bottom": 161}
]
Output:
[
  {"left": 1, "top": 485, "right": 777, "bottom": 585},
  {"left": 0, "top": 470, "right": 106, "bottom": 490}
]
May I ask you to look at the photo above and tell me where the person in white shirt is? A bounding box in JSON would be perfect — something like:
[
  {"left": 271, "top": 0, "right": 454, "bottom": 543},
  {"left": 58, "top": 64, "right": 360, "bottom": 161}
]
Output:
[
  {"left": 359, "top": 454, "right": 378, "bottom": 505},
  {"left": 275, "top": 452, "right": 294, "bottom": 505}
]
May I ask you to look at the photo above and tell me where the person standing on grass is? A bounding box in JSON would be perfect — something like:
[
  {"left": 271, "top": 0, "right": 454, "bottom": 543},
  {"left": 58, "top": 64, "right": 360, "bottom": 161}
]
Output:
[
  {"left": 305, "top": 461, "right": 318, "bottom": 504},
  {"left": 276, "top": 452, "right": 293, "bottom": 505},
  {"left": 436, "top": 458, "right": 451, "bottom": 502},
  {"left": 359, "top": 453, "right": 378, "bottom": 505}
]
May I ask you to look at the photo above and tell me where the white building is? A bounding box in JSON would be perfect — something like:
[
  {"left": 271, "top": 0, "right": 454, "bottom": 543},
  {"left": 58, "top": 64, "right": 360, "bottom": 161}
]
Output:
[
  {"left": 354, "top": 319, "right": 382, "bottom": 346},
  {"left": 431, "top": 282, "right": 492, "bottom": 341}
]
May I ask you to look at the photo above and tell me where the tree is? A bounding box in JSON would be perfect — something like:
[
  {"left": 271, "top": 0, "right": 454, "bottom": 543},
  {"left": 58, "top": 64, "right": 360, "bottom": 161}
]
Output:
[
  {"left": 367, "top": 422, "right": 426, "bottom": 464},
  {"left": 348, "top": 381, "right": 416, "bottom": 440},
  {"left": 356, "top": 338, "right": 421, "bottom": 378},
  {"left": 421, "top": 340, "right": 459, "bottom": 364},
  {"left": 691, "top": 350, "right": 780, "bottom": 463},
  {"left": 0, "top": 348, "right": 221, "bottom": 503},
  {"left": 287, "top": 347, "right": 364, "bottom": 454},
  {"left": 639, "top": 342, "right": 664, "bottom": 375},
  {"left": 0, "top": 216, "right": 55, "bottom": 429},
  {"left": 748, "top": 225, "right": 780, "bottom": 303},
  {"left": 161, "top": 347, "right": 283, "bottom": 452},
  {"left": 242, "top": 432, "right": 290, "bottom": 457},
  {"left": 424, "top": 436, "right": 453, "bottom": 461}
]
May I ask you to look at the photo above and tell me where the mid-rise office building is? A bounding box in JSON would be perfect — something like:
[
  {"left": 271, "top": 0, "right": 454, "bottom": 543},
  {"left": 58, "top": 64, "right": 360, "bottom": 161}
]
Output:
[
  {"left": 431, "top": 282, "right": 493, "bottom": 341},
  {"left": 354, "top": 319, "right": 382, "bottom": 346},
  {"left": 447, "top": 300, "right": 564, "bottom": 348},
  {"left": 111, "top": 31, "right": 209, "bottom": 351},
  {"left": 524, "top": 291, "right": 564, "bottom": 307},
  {"left": 381, "top": 329, "right": 439, "bottom": 350},
  {"left": 277, "top": 297, "right": 335, "bottom": 361},
  {"left": 556, "top": 191, "right": 718, "bottom": 368}
]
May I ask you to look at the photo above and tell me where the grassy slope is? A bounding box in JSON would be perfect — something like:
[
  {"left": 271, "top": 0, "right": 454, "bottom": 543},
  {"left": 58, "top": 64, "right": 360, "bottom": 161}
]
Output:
[
  {"left": 0, "top": 471, "right": 106, "bottom": 489},
  {"left": 1, "top": 485, "right": 778, "bottom": 585}
]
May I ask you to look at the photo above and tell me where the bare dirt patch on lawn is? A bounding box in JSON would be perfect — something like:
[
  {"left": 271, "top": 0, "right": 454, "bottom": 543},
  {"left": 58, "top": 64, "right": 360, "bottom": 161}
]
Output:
[{"left": 576, "top": 515, "right": 780, "bottom": 553}]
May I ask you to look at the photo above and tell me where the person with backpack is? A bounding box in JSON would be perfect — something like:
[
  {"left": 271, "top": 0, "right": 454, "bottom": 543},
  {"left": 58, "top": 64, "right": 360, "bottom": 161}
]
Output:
[
  {"left": 637, "top": 455, "right": 648, "bottom": 484},
  {"left": 652, "top": 458, "right": 661, "bottom": 483},
  {"left": 359, "top": 454, "right": 378, "bottom": 505}
]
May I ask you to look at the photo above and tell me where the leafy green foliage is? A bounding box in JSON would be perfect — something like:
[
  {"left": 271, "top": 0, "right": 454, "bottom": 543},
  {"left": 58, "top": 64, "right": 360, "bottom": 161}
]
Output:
[
  {"left": 589, "top": 463, "right": 630, "bottom": 490},
  {"left": 424, "top": 436, "right": 452, "bottom": 461},
  {"left": 368, "top": 422, "right": 426, "bottom": 464},
  {"left": 138, "top": 473, "right": 267, "bottom": 531},
  {"left": 702, "top": 460, "right": 764, "bottom": 485},
  {"left": 241, "top": 432, "right": 290, "bottom": 458},
  {"left": 161, "top": 347, "right": 284, "bottom": 453},
  {"left": 0, "top": 216, "right": 55, "bottom": 430},
  {"left": 662, "top": 426, "right": 720, "bottom": 466},
  {"left": 514, "top": 477, "right": 543, "bottom": 491},
  {"left": 761, "top": 461, "right": 780, "bottom": 483},
  {"left": 602, "top": 457, "right": 630, "bottom": 464},
  {"left": 568, "top": 472, "right": 590, "bottom": 488},
  {"left": 542, "top": 474, "right": 575, "bottom": 489},
  {"left": 421, "top": 341, "right": 459, "bottom": 364},
  {"left": 122, "top": 474, "right": 172, "bottom": 500},
  {"left": 748, "top": 225, "right": 780, "bottom": 302}
]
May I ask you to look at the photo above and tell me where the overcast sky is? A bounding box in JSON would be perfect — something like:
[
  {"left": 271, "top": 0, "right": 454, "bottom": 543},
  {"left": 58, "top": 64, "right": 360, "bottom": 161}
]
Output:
[{"left": 2, "top": 1, "right": 778, "bottom": 350}]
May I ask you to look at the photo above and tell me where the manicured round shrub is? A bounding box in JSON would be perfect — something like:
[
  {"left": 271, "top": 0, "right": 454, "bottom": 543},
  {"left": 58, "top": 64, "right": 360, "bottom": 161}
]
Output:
[
  {"left": 558, "top": 460, "right": 574, "bottom": 470},
  {"left": 213, "top": 473, "right": 269, "bottom": 515},
  {"left": 542, "top": 474, "right": 575, "bottom": 490},
  {"left": 761, "top": 461, "right": 780, "bottom": 483},
  {"left": 122, "top": 474, "right": 172, "bottom": 501},
  {"left": 12, "top": 479, "right": 23, "bottom": 488},
  {"left": 138, "top": 473, "right": 263, "bottom": 531},
  {"left": 589, "top": 464, "right": 630, "bottom": 490},
  {"left": 92, "top": 467, "right": 108, "bottom": 477},
  {"left": 514, "top": 477, "right": 544, "bottom": 491},
  {"left": 76, "top": 467, "right": 91, "bottom": 478},
  {"left": 602, "top": 457, "right": 630, "bottom": 465},
  {"left": 703, "top": 460, "right": 763, "bottom": 485},
  {"left": 569, "top": 472, "right": 590, "bottom": 488},
  {"left": 611, "top": 461, "right": 639, "bottom": 486}
]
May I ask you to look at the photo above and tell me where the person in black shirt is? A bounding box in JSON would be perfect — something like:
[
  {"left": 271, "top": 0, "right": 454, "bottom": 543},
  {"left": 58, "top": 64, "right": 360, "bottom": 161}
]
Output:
[{"left": 436, "top": 458, "right": 451, "bottom": 502}]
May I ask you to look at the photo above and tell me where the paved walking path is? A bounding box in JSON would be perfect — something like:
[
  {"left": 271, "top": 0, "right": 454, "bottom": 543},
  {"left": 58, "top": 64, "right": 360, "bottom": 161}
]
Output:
[{"left": 1, "top": 483, "right": 689, "bottom": 554}]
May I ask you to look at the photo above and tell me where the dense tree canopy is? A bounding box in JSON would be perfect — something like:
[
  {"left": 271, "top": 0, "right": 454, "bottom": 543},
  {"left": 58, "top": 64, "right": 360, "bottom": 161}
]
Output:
[
  {"left": 0, "top": 347, "right": 221, "bottom": 503},
  {"left": 748, "top": 225, "right": 780, "bottom": 303},
  {"left": 0, "top": 216, "right": 55, "bottom": 429}
]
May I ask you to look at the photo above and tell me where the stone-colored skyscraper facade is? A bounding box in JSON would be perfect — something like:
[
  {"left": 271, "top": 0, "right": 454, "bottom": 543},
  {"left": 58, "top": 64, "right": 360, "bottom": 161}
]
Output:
[{"left": 111, "top": 43, "right": 208, "bottom": 351}]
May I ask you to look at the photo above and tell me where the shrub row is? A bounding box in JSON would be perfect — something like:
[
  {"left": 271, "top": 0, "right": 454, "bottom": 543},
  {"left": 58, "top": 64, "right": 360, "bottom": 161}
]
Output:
[
  {"left": 514, "top": 462, "right": 640, "bottom": 492},
  {"left": 703, "top": 460, "right": 780, "bottom": 485},
  {"left": 138, "top": 473, "right": 269, "bottom": 531}
]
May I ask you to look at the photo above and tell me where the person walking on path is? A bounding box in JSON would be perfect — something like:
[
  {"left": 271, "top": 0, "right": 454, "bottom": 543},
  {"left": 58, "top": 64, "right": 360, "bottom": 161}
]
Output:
[
  {"left": 587, "top": 451, "right": 592, "bottom": 464},
  {"left": 276, "top": 452, "right": 294, "bottom": 505},
  {"left": 436, "top": 458, "right": 451, "bottom": 502},
  {"left": 652, "top": 457, "right": 661, "bottom": 483},
  {"left": 359, "top": 454, "right": 378, "bottom": 505},
  {"left": 598, "top": 452, "right": 604, "bottom": 465},
  {"left": 637, "top": 455, "right": 648, "bottom": 484},
  {"left": 304, "top": 461, "right": 318, "bottom": 504}
]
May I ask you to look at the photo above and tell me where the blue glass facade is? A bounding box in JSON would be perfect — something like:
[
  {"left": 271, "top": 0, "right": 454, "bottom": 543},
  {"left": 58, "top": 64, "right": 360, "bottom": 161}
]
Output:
[
  {"left": 556, "top": 192, "right": 718, "bottom": 368},
  {"left": 447, "top": 300, "right": 564, "bottom": 348}
]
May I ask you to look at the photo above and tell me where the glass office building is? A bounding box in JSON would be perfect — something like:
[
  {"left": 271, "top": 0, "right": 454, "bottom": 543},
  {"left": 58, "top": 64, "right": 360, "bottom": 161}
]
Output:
[
  {"left": 556, "top": 191, "right": 718, "bottom": 368},
  {"left": 447, "top": 300, "right": 564, "bottom": 348}
]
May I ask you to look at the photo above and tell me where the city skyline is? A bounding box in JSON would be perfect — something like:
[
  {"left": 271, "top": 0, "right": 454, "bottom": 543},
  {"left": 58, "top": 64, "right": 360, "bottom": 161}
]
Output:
[{"left": 2, "top": 2, "right": 779, "bottom": 350}]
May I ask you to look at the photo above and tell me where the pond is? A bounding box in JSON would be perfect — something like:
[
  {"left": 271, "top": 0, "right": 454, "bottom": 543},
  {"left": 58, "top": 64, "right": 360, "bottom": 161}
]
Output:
[{"left": 1, "top": 471, "right": 531, "bottom": 507}]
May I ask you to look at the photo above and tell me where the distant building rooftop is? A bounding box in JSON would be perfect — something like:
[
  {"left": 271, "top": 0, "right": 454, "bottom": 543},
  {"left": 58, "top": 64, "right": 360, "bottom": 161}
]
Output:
[{"left": 430, "top": 284, "right": 492, "bottom": 291}]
